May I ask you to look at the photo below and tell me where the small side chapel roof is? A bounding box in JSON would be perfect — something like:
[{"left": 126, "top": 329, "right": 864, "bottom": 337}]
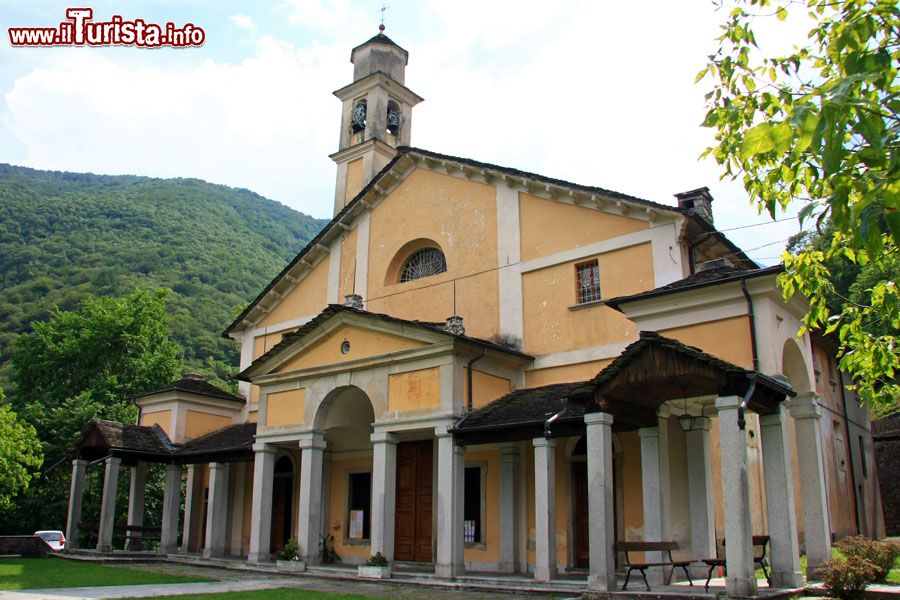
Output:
[
  {"left": 224, "top": 146, "right": 754, "bottom": 336},
  {"left": 238, "top": 303, "right": 533, "bottom": 381},
  {"left": 129, "top": 373, "right": 244, "bottom": 403}
]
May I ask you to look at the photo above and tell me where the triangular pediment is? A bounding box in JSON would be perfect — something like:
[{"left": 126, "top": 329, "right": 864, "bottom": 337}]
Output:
[{"left": 240, "top": 306, "right": 458, "bottom": 380}]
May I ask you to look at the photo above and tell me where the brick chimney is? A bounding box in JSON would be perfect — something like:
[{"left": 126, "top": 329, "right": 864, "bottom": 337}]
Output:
[{"left": 675, "top": 187, "right": 714, "bottom": 225}]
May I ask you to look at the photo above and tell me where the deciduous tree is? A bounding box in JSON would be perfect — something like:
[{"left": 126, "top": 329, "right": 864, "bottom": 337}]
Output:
[
  {"left": 699, "top": 0, "right": 899, "bottom": 409},
  {"left": 0, "top": 388, "right": 42, "bottom": 508}
]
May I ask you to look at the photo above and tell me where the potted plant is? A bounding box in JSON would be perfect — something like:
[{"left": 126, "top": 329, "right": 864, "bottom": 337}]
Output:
[
  {"left": 275, "top": 538, "right": 305, "bottom": 572},
  {"left": 358, "top": 552, "right": 391, "bottom": 579}
]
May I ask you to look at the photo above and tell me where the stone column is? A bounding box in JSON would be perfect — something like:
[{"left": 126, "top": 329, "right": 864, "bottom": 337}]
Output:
[
  {"left": 203, "top": 462, "right": 230, "bottom": 558},
  {"left": 790, "top": 393, "right": 832, "bottom": 574},
  {"left": 65, "top": 458, "right": 88, "bottom": 549},
  {"left": 370, "top": 431, "right": 398, "bottom": 561},
  {"left": 160, "top": 464, "right": 182, "bottom": 554},
  {"left": 229, "top": 463, "right": 246, "bottom": 557},
  {"left": 639, "top": 426, "right": 666, "bottom": 573},
  {"left": 498, "top": 443, "right": 520, "bottom": 574},
  {"left": 126, "top": 462, "right": 148, "bottom": 550},
  {"left": 685, "top": 417, "right": 717, "bottom": 566},
  {"left": 182, "top": 465, "right": 204, "bottom": 552},
  {"left": 533, "top": 437, "right": 557, "bottom": 582},
  {"left": 436, "top": 426, "right": 465, "bottom": 578},
  {"left": 760, "top": 404, "right": 804, "bottom": 588},
  {"left": 97, "top": 456, "right": 121, "bottom": 552},
  {"left": 248, "top": 444, "right": 277, "bottom": 563},
  {"left": 585, "top": 412, "right": 616, "bottom": 591},
  {"left": 298, "top": 432, "right": 326, "bottom": 564},
  {"left": 716, "top": 396, "right": 757, "bottom": 598}
]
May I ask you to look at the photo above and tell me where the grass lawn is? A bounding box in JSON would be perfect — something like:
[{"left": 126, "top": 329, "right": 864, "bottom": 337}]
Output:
[
  {"left": 125, "top": 590, "right": 388, "bottom": 600},
  {"left": 0, "top": 557, "right": 211, "bottom": 590}
]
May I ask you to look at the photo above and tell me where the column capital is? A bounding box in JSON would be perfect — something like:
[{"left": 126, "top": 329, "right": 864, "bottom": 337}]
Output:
[
  {"left": 533, "top": 436, "right": 556, "bottom": 448},
  {"left": 435, "top": 424, "right": 454, "bottom": 438},
  {"left": 298, "top": 431, "right": 327, "bottom": 450},
  {"left": 106, "top": 455, "right": 122, "bottom": 466},
  {"left": 584, "top": 412, "right": 613, "bottom": 427},
  {"left": 638, "top": 426, "right": 659, "bottom": 439},
  {"left": 657, "top": 405, "right": 672, "bottom": 418},
  {"left": 499, "top": 443, "right": 520, "bottom": 458},
  {"left": 789, "top": 393, "right": 822, "bottom": 420},
  {"left": 715, "top": 395, "right": 743, "bottom": 411},
  {"left": 73, "top": 457, "right": 88, "bottom": 467},
  {"left": 252, "top": 442, "right": 277, "bottom": 454},
  {"left": 371, "top": 431, "right": 399, "bottom": 445},
  {"left": 760, "top": 405, "right": 787, "bottom": 428}
]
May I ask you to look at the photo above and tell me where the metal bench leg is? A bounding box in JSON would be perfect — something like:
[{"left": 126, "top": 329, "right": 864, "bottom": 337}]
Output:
[
  {"left": 680, "top": 564, "right": 693, "bottom": 586},
  {"left": 759, "top": 559, "right": 770, "bottom": 585},
  {"left": 705, "top": 564, "right": 716, "bottom": 592},
  {"left": 640, "top": 568, "right": 651, "bottom": 591},
  {"left": 622, "top": 568, "right": 633, "bottom": 590}
]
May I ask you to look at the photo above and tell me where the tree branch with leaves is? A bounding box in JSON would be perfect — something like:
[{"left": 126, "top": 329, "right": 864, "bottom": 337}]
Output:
[{"left": 699, "top": 0, "right": 899, "bottom": 411}]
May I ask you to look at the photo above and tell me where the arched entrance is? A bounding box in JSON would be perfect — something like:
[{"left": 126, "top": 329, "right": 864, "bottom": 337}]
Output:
[
  {"left": 571, "top": 434, "right": 622, "bottom": 569},
  {"left": 271, "top": 455, "right": 295, "bottom": 553}
]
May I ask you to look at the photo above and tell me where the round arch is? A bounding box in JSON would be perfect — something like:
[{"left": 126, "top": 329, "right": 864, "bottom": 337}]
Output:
[
  {"left": 384, "top": 238, "right": 448, "bottom": 286},
  {"left": 782, "top": 338, "right": 813, "bottom": 395},
  {"left": 313, "top": 385, "right": 376, "bottom": 452}
]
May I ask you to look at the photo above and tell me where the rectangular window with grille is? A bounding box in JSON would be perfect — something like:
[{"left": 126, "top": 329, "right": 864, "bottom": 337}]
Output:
[
  {"left": 575, "top": 260, "right": 601, "bottom": 304},
  {"left": 464, "top": 466, "right": 483, "bottom": 544}
]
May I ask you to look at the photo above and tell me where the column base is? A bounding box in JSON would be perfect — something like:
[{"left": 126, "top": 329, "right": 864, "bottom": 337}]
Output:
[
  {"left": 587, "top": 573, "right": 616, "bottom": 591},
  {"left": 726, "top": 577, "right": 758, "bottom": 599},
  {"left": 435, "top": 563, "right": 464, "bottom": 579},
  {"left": 96, "top": 544, "right": 113, "bottom": 553},
  {"left": 771, "top": 570, "right": 804, "bottom": 589},
  {"left": 247, "top": 552, "right": 270, "bottom": 564},
  {"left": 533, "top": 565, "right": 558, "bottom": 582},
  {"left": 497, "top": 561, "right": 518, "bottom": 574}
]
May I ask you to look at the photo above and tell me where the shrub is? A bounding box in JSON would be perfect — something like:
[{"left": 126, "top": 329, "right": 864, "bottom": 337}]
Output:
[
  {"left": 816, "top": 557, "right": 879, "bottom": 600},
  {"left": 365, "top": 552, "right": 388, "bottom": 567},
  {"left": 837, "top": 536, "right": 900, "bottom": 583},
  {"left": 276, "top": 538, "right": 300, "bottom": 561}
]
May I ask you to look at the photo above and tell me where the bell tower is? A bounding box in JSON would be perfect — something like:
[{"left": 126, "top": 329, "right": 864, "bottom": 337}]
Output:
[{"left": 330, "top": 28, "right": 423, "bottom": 215}]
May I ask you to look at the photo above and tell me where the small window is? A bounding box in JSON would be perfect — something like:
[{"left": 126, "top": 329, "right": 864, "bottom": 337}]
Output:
[
  {"left": 347, "top": 471, "right": 371, "bottom": 540},
  {"left": 575, "top": 260, "right": 601, "bottom": 304},
  {"left": 464, "top": 466, "right": 482, "bottom": 544},
  {"left": 400, "top": 247, "right": 447, "bottom": 283}
]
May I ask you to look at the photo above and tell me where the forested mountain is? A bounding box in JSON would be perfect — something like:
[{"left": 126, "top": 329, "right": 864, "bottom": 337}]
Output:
[{"left": 0, "top": 163, "right": 327, "bottom": 389}]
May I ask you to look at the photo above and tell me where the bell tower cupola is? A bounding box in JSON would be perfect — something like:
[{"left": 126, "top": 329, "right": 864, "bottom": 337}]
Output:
[{"left": 330, "top": 28, "right": 423, "bottom": 215}]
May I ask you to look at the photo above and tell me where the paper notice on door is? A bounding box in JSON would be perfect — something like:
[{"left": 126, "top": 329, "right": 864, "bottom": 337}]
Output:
[{"left": 349, "top": 510, "right": 365, "bottom": 539}]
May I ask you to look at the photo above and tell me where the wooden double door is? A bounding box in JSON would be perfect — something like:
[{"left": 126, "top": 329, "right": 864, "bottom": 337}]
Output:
[{"left": 394, "top": 440, "right": 433, "bottom": 562}]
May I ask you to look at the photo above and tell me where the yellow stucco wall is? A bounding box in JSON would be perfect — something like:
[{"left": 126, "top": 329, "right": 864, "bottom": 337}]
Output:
[
  {"left": 275, "top": 324, "right": 426, "bottom": 373},
  {"left": 185, "top": 410, "right": 232, "bottom": 440},
  {"left": 140, "top": 409, "right": 172, "bottom": 435},
  {"left": 256, "top": 257, "right": 329, "bottom": 328},
  {"left": 521, "top": 243, "right": 652, "bottom": 356},
  {"left": 266, "top": 388, "right": 306, "bottom": 427},
  {"left": 339, "top": 227, "right": 358, "bottom": 300},
  {"left": 242, "top": 463, "right": 253, "bottom": 554},
  {"left": 387, "top": 367, "right": 441, "bottom": 412},
  {"left": 365, "top": 168, "right": 500, "bottom": 341},
  {"left": 518, "top": 192, "right": 648, "bottom": 262},
  {"left": 464, "top": 449, "right": 501, "bottom": 563},
  {"left": 525, "top": 358, "right": 613, "bottom": 387},
  {"left": 326, "top": 456, "right": 373, "bottom": 560},
  {"left": 659, "top": 315, "right": 754, "bottom": 369},
  {"left": 345, "top": 157, "right": 364, "bottom": 205},
  {"left": 619, "top": 431, "right": 644, "bottom": 541},
  {"left": 469, "top": 371, "right": 511, "bottom": 409}
]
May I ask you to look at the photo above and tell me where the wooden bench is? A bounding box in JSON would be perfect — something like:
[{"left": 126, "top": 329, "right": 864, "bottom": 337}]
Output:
[
  {"left": 615, "top": 541, "right": 693, "bottom": 591},
  {"left": 702, "top": 535, "right": 771, "bottom": 591}
]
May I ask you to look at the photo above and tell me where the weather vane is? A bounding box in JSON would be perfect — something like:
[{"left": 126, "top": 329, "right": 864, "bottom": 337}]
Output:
[{"left": 378, "top": 3, "right": 389, "bottom": 32}]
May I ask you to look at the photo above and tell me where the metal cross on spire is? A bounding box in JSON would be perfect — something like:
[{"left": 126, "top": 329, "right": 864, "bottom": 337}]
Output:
[{"left": 377, "top": 3, "right": 389, "bottom": 32}]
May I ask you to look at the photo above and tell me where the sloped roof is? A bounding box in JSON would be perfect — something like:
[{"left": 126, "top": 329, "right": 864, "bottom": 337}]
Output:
[
  {"left": 224, "top": 146, "right": 753, "bottom": 336},
  {"left": 130, "top": 374, "right": 244, "bottom": 403},
  {"left": 351, "top": 32, "right": 408, "bottom": 58},
  {"left": 453, "top": 331, "right": 794, "bottom": 442},
  {"left": 239, "top": 303, "right": 532, "bottom": 380},
  {"left": 605, "top": 264, "right": 784, "bottom": 310},
  {"left": 76, "top": 419, "right": 172, "bottom": 459},
  {"left": 177, "top": 423, "right": 257, "bottom": 457}
]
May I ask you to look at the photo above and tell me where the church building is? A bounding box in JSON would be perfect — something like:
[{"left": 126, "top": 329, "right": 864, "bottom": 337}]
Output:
[{"left": 67, "top": 30, "right": 884, "bottom": 597}]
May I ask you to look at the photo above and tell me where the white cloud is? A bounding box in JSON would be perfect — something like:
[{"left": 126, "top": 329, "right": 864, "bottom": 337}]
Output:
[{"left": 229, "top": 14, "right": 257, "bottom": 31}]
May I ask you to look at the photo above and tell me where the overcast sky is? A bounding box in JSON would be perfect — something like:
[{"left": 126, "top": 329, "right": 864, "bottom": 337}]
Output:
[{"left": 0, "top": 1, "right": 815, "bottom": 266}]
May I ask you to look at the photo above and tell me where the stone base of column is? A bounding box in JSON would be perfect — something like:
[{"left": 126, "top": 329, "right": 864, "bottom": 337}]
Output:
[
  {"left": 96, "top": 544, "right": 113, "bottom": 553},
  {"left": 726, "top": 576, "right": 758, "bottom": 599},
  {"left": 248, "top": 551, "right": 270, "bottom": 564},
  {"left": 771, "top": 570, "right": 804, "bottom": 589},
  {"left": 497, "top": 561, "right": 518, "bottom": 574},
  {"left": 533, "top": 565, "right": 558, "bottom": 582},
  {"left": 587, "top": 573, "right": 617, "bottom": 591},
  {"left": 435, "top": 563, "right": 464, "bottom": 579}
]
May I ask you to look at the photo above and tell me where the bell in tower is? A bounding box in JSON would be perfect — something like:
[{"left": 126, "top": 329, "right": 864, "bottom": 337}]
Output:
[{"left": 330, "top": 27, "right": 423, "bottom": 215}]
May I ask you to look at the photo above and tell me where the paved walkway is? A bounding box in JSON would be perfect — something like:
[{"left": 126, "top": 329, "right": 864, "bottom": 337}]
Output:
[{"left": 0, "top": 580, "right": 286, "bottom": 599}]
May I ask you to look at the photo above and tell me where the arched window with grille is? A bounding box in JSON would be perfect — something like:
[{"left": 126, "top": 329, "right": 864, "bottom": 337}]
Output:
[{"left": 399, "top": 247, "right": 447, "bottom": 283}]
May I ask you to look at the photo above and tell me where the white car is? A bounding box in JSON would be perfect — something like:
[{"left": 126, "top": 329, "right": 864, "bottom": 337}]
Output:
[{"left": 34, "top": 530, "right": 66, "bottom": 551}]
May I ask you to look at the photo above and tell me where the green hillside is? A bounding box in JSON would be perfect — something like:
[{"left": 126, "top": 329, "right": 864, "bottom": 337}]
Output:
[{"left": 0, "top": 163, "right": 327, "bottom": 389}]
